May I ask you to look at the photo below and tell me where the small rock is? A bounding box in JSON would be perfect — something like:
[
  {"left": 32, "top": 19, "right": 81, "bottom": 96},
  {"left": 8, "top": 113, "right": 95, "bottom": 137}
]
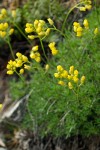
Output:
[{"left": 0, "top": 148, "right": 7, "bottom": 150}]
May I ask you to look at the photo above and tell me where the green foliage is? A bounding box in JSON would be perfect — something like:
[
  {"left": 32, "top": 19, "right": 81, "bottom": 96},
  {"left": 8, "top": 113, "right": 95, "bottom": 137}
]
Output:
[
  {"left": 9, "top": 78, "right": 28, "bottom": 100},
  {"left": 22, "top": 0, "right": 65, "bottom": 24}
]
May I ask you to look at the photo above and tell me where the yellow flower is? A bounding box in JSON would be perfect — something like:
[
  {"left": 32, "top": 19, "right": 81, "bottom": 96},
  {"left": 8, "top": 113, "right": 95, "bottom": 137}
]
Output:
[
  {"left": 24, "top": 64, "right": 31, "bottom": 70},
  {"left": 80, "top": 76, "right": 86, "bottom": 84},
  {"left": 62, "top": 70, "right": 68, "bottom": 78},
  {"left": 26, "top": 23, "right": 33, "bottom": 28},
  {"left": 30, "top": 52, "right": 36, "bottom": 59},
  {"left": 73, "top": 26, "right": 78, "bottom": 32},
  {"left": 47, "top": 18, "right": 54, "bottom": 25},
  {"left": 1, "top": 8, "right": 7, "bottom": 16},
  {"left": 0, "top": 14, "right": 3, "bottom": 20},
  {"left": 79, "top": 7, "right": 86, "bottom": 11},
  {"left": 48, "top": 42, "right": 55, "bottom": 49},
  {"left": 19, "top": 69, "right": 24, "bottom": 74},
  {"left": 22, "top": 55, "right": 28, "bottom": 62},
  {"left": 48, "top": 42, "right": 58, "bottom": 55},
  {"left": 16, "top": 60, "right": 23, "bottom": 67},
  {"left": 94, "top": 28, "right": 99, "bottom": 35},
  {"left": 73, "top": 76, "right": 79, "bottom": 83},
  {"left": 77, "top": 27, "right": 83, "bottom": 32},
  {"left": 51, "top": 48, "right": 58, "bottom": 55},
  {"left": 35, "top": 56, "right": 41, "bottom": 62},
  {"left": 34, "top": 20, "right": 39, "bottom": 27},
  {"left": 7, "top": 70, "right": 14, "bottom": 75},
  {"left": 6, "top": 64, "right": 11, "bottom": 69},
  {"left": 69, "top": 66, "right": 74, "bottom": 74},
  {"left": 32, "top": 45, "right": 39, "bottom": 52},
  {"left": 39, "top": 20, "right": 45, "bottom": 26},
  {"left": 73, "top": 22, "right": 80, "bottom": 32},
  {"left": 16, "top": 52, "right": 22, "bottom": 57},
  {"left": 54, "top": 73, "right": 60, "bottom": 78},
  {"left": 12, "top": 61, "right": 17, "bottom": 67},
  {"left": 0, "top": 23, "right": 4, "bottom": 30},
  {"left": 58, "top": 80, "right": 65, "bottom": 86},
  {"left": 73, "top": 22, "right": 80, "bottom": 27},
  {"left": 30, "top": 52, "right": 41, "bottom": 62},
  {"left": 57, "top": 65, "right": 64, "bottom": 72},
  {"left": 85, "top": 5, "right": 92, "bottom": 10},
  {"left": 38, "top": 31, "right": 45, "bottom": 37},
  {"left": 0, "top": 31, "right": 6, "bottom": 38},
  {"left": 25, "top": 27, "right": 33, "bottom": 33},
  {"left": 7, "top": 60, "right": 13, "bottom": 67},
  {"left": 0, "top": 104, "right": 3, "bottom": 109},
  {"left": 67, "top": 75, "right": 72, "bottom": 80},
  {"left": 76, "top": 31, "right": 82, "bottom": 37},
  {"left": 45, "top": 28, "right": 50, "bottom": 36},
  {"left": 28, "top": 35, "right": 35, "bottom": 40},
  {"left": 12, "top": 10, "right": 16, "bottom": 18},
  {"left": 45, "top": 64, "right": 49, "bottom": 71},
  {"left": 9, "top": 28, "right": 14, "bottom": 35},
  {"left": 36, "top": 26, "right": 42, "bottom": 33},
  {"left": 3, "top": 22, "right": 8, "bottom": 29},
  {"left": 35, "top": 52, "right": 40, "bottom": 57},
  {"left": 68, "top": 82, "right": 73, "bottom": 89},
  {"left": 74, "top": 70, "right": 79, "bottom": 76},
  {"left": 83, "top": 19, "right": 89, "bottom": 29}
]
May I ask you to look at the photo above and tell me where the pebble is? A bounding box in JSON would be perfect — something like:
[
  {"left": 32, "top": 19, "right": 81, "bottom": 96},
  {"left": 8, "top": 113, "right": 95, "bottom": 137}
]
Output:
[{"left": 0, "top": 148, "right": 7, "bottom": 150}]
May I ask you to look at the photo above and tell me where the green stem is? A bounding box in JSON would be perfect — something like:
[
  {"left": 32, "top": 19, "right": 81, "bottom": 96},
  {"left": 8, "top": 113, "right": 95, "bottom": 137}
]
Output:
[
  {"left": 61, "top": 2, "right": 84, "bottom": 32},
  {"left": 72, "top": 88, "right": 77, "bottom": 96},
  {"left": 78, "top": 37, "right": 93, "bottom": 64},
  {"left": 14, "top": 23, "right": 32, "bottom": 45},
  {"left": 76, "top": 86, "right": 80, "bottom": 108},
  {"left": 7, "top": 40, "right": 15, "bottom": 59},
  {"left": 50, "top": 26, "right": 67, "bottom": 38},
  {"left": 15, "top": 70, "right": 25, "bottom": 83},
  {"left": 39, "top": 38, "right": 48, "bottom": 63}
]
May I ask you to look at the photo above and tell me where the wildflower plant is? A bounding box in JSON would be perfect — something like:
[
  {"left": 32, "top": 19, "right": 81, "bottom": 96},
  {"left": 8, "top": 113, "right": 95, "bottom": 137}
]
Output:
[
  {"left": 0, "top": 7, "right": 29, "bottom": 59},
  {"left": 5, "top": 0, "right": 100, "bottom": 138}
]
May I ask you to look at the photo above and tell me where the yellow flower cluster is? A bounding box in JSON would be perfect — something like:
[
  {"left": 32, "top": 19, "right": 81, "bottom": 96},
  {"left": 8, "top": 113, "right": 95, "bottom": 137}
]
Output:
[
  {"left": 48, "top": 42, "right": 58, "bottom": 55},
  {"left": 73, "top": 19, "right": 89, "bottom": 37},
  {"left": 0, "top": 8, "right": 17, "bottom": 21},
  {"left": 25, "top": 19, "right": 52, "bottom": 39},
  {"left": 6, "top": 52, "right": 30, "bottom": 75},
  {"left": 0, "top": 8, "right": 7, "bottom": 20},
  {"left": 54, "top": 65, "right": 85, "bottom": 89},
  {"left": 30, "top": 45, "right": 41, "bottom": 62},
  {"left": 78, "top": 0, "right": 92, "bottom": 11},
  {"left": 73, "top": 22, "right": 83, "bottom": 37},
  {"left": 0, "top": 22, "right": 14, "bottom": 38}
]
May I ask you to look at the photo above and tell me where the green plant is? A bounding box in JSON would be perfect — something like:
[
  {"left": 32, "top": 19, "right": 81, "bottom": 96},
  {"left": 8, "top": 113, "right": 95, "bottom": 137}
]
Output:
[{"left": 4, "top": 0, "right": 100, "bottom": 138}]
